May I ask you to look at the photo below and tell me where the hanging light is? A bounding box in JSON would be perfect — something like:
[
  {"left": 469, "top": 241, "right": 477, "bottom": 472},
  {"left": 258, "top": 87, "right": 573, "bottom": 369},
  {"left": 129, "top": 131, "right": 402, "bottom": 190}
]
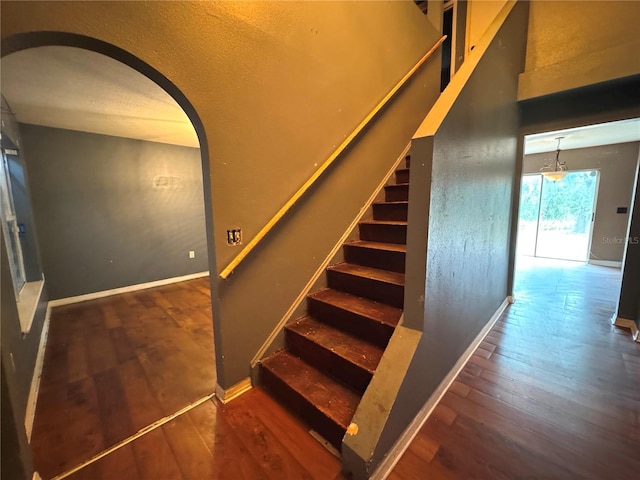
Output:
[{"left": 540, "top": 136, "right": 568, "bottom": 181}]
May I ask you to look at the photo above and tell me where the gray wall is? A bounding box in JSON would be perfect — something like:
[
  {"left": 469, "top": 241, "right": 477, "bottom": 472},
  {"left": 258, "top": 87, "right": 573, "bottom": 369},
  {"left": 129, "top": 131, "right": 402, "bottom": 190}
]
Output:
[
  {"left": 618, "top": 160, "right": 640, "bottom": 326},
  {"left": 518, "top": 0, "right": 640, "bottom": 100},
  {"left": 344, "top": 2, "right": 528, "bottom": 476},
  {"left": 21, "top": 124, "right": 208, "bottom": 299},
  {"left": 524, "top": 142, "right": 640, "bottom": 263},
  {"left": 2, "top": 359, "right": 29, "bottom": 480},
  {"left": 1, "top": 231, "right": 41, "bottom": 480},
  {"left": 1, "top": 106, "right": 44, "bottom": 480}
]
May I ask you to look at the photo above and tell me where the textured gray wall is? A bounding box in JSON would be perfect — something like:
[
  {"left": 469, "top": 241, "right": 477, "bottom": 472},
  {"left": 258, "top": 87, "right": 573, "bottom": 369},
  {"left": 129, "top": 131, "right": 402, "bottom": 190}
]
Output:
[
  {"left": 524, "top": 142, "right": 640, "bottom": 263},
  {"left": 21, "top": 124, "right": 208, "bottom": 299}
]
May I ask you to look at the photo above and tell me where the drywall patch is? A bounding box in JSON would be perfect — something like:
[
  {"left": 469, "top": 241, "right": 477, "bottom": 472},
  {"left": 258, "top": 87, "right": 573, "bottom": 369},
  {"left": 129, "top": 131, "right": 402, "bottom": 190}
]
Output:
[{"left": 153, "top": 175, "right": 184, "bottom": 189}]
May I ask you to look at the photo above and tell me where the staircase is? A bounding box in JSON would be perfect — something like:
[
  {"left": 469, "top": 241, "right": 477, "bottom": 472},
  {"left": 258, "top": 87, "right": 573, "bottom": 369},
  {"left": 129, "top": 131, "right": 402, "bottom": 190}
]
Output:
[{"left": 259, "top": 155, "right": 410, "bottom": 452}]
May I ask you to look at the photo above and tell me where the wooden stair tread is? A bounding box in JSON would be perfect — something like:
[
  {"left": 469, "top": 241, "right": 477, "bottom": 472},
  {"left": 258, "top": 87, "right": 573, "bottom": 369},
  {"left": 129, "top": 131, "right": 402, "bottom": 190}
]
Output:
[
  {"left": 385, "top": 183, "right": 409, "bottom": 188},
  {"left": 260, "top": 350, "right": 360, "bottom": 429},
  {"left": 309, "top": 289, "right": 401, "bottom": 327},
  {"left": 359, "top": 220, "right": 408, "bottom": 226},
  {"left": 287, "top": 317, "right": 383, "bottom": 373},
  {"left": 327, "top": 263, "right": 405, "bottom": 286},
  {"left": 344, "top": 240, "right": 406, "bottom": 253},
  {"left": 373, "top": 201, "right": 409, "bottom": 206}
]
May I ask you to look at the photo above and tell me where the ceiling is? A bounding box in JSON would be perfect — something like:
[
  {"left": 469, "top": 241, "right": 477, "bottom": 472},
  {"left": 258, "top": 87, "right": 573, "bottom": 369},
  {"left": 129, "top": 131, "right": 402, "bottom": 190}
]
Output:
[
  {"left": 2, "top": 46, "right": 638, "bottom": 154},
  {"left": 525, "top": 118, "right": 640, "bottom": 155},
  {"left": 1, "top": 46, "right": 198, "bottom": 148}
]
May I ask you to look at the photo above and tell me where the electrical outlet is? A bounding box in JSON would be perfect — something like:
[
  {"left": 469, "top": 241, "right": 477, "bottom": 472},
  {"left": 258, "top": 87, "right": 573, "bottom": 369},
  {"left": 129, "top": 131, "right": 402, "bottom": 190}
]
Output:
[
  {"left": 227, "top": 229, "right": 242, "bottom": 246},
  {"left": 189, "top": 250, "right": 195, "bottom": 259}
]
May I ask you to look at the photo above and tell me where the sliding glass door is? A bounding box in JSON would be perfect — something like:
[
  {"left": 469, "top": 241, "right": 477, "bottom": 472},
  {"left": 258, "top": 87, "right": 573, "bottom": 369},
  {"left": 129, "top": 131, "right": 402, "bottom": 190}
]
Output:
[{"left": 517, "top": 171, "right": 599, "bottom": 262}]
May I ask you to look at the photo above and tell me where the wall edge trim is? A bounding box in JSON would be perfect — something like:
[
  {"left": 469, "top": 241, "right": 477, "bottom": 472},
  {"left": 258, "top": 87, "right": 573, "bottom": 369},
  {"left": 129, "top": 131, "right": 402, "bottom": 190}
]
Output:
[
  {"left": 588, "top": 259, "right": 623, "bottom": 268},
  {"left": 612, "top": 315, "right": 640, "bottom": 342},
  {"left": 215, "top": 378, "right": 252, "bottom": 404},
  {"left": 24, "top": 303, "right": 52, "bottom": 443},
  {"left": 370, "top": 296, "right": 510, "bottom": 480},
  {"left": 48, "top": 271, "right": 209, "bottom": 307},
  {"left": 250, "top": 143, "right": 412, "bottom": 367}
]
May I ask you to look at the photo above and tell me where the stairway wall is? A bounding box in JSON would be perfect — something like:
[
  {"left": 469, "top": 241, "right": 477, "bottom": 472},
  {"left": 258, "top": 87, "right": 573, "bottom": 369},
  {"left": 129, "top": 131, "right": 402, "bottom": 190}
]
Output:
[{"left": 343, "top": 2, "right": 529, "bottom": 476}]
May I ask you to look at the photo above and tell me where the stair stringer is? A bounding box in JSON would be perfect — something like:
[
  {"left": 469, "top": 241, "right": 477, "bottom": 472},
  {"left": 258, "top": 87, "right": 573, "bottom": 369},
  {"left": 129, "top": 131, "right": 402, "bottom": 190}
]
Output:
[
  {"left": 249, "top": 144, "right": 411, "bottom": 383},
  {"left": 341, "top": 321, "right": 422, "bottom": 479}
]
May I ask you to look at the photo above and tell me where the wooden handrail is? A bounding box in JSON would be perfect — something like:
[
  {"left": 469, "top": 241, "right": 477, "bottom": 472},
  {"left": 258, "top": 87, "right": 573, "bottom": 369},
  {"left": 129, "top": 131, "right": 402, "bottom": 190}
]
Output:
[{"left": 219, "top": 35, "right": 447, "bottom": 279}]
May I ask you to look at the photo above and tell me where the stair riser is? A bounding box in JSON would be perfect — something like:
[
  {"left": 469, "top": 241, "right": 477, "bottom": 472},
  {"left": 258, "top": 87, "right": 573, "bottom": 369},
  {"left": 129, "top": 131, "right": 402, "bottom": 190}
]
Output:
[
  {"left": 327, "top": 270, "right": 404, "bottom": 308},
  {"left": 259, "top": 366, "right": 345, "bottom": 451},
  {"left": 405, "top": 156, "right": 410, "bottom": 169},
  {"left": 307, "top": 298, "right": 394, "bottom": 348},
  {"left": 343, "top": 245, "right": 405, "bottom": 273},
  {"left": 395, "top": 170, "right": 410, "bottom": 184},
  {"left": 285, "top": 330, "right": 371, "bottom": 394},
  {"left": 359, "top": 223, "right": 407, "bottom": 244},
  {"left": 372, "top": 203, "right": 408, "bottom": 221},
  {"left": 384, "top": 185, "right": 409, "bottom": 202}
]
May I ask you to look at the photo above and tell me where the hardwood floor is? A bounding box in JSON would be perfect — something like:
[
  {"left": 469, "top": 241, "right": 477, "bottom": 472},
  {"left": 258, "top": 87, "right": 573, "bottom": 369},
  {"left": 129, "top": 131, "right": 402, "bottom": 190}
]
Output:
[
  {"left": 31, "top": 277, "right": 344, "bottom": 480},
  {"left": 33, "top": 258, "right": 639, "bottom": 479},
  {"left": 390, "top": 257, "right": 640, "bottom": 480},
  {"left": 65, "top": 389, "right": 344, "bottom": 480},
  {"left": 32, "top": 277, "right": 217, "bottom": 479}
]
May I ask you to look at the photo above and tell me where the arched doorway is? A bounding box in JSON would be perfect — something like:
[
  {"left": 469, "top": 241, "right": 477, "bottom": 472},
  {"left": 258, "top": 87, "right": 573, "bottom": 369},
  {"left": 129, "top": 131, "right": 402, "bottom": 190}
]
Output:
[{"left": 1, "top": 34, "right": 218, "bottom": 479}]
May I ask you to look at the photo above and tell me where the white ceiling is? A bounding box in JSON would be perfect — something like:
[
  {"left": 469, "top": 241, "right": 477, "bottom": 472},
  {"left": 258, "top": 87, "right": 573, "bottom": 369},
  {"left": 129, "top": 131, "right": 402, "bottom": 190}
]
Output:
[
  {"left": 1, "top": 46, "right": 199, "bottom": 148},
  {"left": 525, "top": 118, "right": 640, "bottom": 155}
]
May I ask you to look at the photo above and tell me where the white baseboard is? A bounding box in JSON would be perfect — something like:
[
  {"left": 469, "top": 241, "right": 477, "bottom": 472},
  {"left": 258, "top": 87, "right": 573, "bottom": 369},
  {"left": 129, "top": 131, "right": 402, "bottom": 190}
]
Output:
[
  {"left": 370, "top": 296, "right": 511, "bottom": 480},
  {"left": 589, "top": 259, "right": 622, "bottom": 268},
  {"left": 215, "top": 378, "right": 252, "bottom": 404},
  {"left": 250, "top": 143, "right": 411, "bottom": 367},
  {"left": 48, "top": 271, "right": 209, "bottom": 307},
  {"left": 24, "top": 304, "right": 52, "bottom": 443},
  {"left": 612, "top": 316, "right": 640, "bottom": 342}
]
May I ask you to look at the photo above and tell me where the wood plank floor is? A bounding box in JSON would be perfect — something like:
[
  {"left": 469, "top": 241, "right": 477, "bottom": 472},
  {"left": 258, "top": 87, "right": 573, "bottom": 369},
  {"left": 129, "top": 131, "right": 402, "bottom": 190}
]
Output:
[
  {"left": 31, "top": 277, "right": 345, "bottom": 480},
  {"left": 390, "top": 257, "right": 640, "bottom": 480},
  {"left": 33, "top": 258, "right": 639, "bottom": 479},
  {"left": 32, "top": 277, "right": 217, "bottom": 479},
  {"left": 65, "top": 389, "right": 345, "bottom": 480}
]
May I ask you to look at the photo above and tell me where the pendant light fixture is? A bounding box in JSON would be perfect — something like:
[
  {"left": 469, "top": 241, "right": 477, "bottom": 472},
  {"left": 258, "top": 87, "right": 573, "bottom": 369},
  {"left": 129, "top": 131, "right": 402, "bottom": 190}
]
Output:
[{"left": 540, "top": 136, "right": 568, "bottom": 182}]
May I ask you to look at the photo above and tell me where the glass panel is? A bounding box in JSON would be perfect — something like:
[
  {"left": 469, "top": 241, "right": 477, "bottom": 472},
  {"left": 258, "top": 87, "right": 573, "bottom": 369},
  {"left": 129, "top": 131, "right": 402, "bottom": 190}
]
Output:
[
  {"left": 0, "top": 150, "right": 26, "bottom": 295},
  {"left": 516, "top": 174, "right": 542, "bottom": 256},
  {"left": 535, "top": 170, "right": 598, "bottom": 261}
]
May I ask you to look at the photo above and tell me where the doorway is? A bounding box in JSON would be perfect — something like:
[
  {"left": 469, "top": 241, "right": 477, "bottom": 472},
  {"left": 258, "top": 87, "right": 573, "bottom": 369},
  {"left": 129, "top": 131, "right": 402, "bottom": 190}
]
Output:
[
  {"left": 1, "top": 43, "right": 217, "bottom": 479},
  {"left": 517, "top": 170, "right": 599, "bottom": 262}
]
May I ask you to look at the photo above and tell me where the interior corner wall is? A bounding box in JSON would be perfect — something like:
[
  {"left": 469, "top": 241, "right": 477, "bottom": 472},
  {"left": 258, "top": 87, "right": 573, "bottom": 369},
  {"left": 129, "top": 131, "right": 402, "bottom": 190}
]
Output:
[
  {"left": 523, "top": 142, "right": 640, "bottom": 263},
  {"left": 20, "top": 124, "right": 208, "bottom": 299},
  {"left": 369, "top": 0, "right": 528, "bottom": 470}
]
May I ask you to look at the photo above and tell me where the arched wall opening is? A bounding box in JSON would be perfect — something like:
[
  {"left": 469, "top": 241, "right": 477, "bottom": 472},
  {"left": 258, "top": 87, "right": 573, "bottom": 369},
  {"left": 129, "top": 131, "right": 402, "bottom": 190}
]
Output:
[{"left": 1, "top": 32, "right": 220, "bottom": 480}]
